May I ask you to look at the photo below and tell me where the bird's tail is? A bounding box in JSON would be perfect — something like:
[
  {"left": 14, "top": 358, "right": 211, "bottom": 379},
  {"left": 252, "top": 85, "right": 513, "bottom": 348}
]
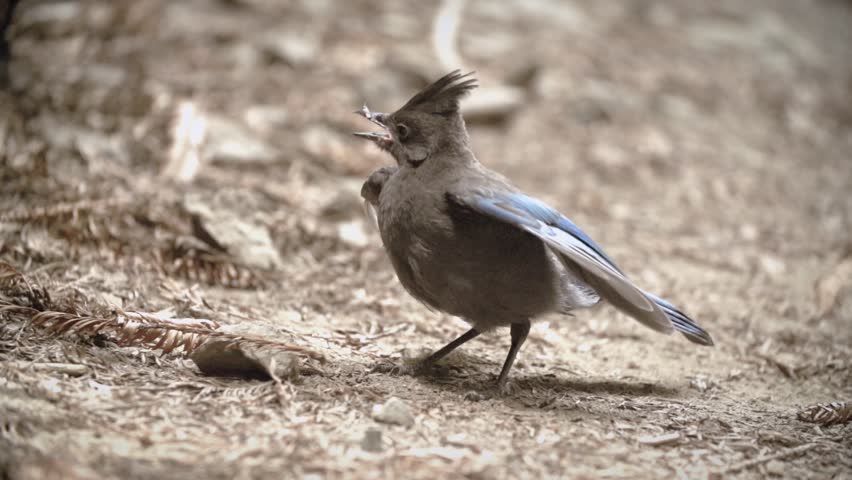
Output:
[{"left": 642, "top": 291, "right": 714, "bottom": 346}]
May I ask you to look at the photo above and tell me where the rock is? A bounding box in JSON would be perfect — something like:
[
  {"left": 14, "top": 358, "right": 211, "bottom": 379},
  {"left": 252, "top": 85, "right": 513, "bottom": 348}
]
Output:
[
  {"left": 204, "top": 114, "right": 278, "bottom": 164},
  {"left": 244, "top": 105, "right": 289, "bottom": 135},
  {"left": 636, "top": 128, "right": 673, "bottom": 160},
  {"left": 509, "top": 0, "right": 588, "bottom": 31},
  {"left": 372, "top": 397, "right": 415, "bottom": 427},
  {"left": 689, "top": 375, "right": 717, "bottom": 392},
  {"left": 183, "top": 191, "right": 282, "bottom": 270},
  {"left": 259, "top": 30, "right": 320, "bottom": 67},
  {"left": 460, "top": 85, "right": 526, "bottom": 123},
  {"left": 336, "top": 220, "right": 370, "bottom": 248},
  {"left": 759, "top": 255, "right": 786, "bottom": 277},
  {"left": 275, "top": 310, "right": 303, "bottom": 324},
  {"left": 361, "top": 426, "right": 383, "bottom": 452},
  {"left": 765, "top": 459, "right": 785, "bottom": 476}
]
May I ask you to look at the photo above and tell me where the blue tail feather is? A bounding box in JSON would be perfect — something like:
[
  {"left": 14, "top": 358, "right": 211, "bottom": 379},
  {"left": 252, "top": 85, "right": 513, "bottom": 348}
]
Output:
[{"left": 644, "top": 292, "right": 714, "bottom": 346}]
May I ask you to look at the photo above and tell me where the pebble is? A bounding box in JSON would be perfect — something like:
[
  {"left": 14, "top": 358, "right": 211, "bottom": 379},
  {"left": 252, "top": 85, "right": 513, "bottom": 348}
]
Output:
[
  {"left": 766, "top": 459, "right": 785, "bottom": 476},
  {"left": 372, "top": 397, "right": 414, "bottom": 427},
  {"left": 361, "top": 427, "right": 383, "bottom": 452}
]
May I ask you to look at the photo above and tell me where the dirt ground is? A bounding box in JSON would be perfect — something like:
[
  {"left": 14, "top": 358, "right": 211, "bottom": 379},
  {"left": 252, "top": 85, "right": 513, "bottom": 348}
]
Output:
[{"left": 1, "top": 0, "right": 851, "bottom": 478}]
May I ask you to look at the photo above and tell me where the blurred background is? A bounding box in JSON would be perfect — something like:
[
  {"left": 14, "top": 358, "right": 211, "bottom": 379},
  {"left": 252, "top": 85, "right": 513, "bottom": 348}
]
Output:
[{"left": 1, "top": 0, "right": 851, "bottom": 478}]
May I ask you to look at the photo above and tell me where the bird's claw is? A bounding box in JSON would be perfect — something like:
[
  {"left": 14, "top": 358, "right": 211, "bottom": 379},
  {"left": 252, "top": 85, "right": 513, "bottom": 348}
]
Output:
[
  {"left": 370, "top": 362, "right": 413, "bottom": 376},
  {"left": 495, "top": 379, "right": 517, "bottom": 397},
  {"left": 370, "top": 360, "right": 438, "bottom": 377}
]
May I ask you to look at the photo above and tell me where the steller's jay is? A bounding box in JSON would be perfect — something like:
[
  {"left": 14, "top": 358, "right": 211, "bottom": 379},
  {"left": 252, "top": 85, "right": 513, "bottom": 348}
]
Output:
[{"left": 355, "top": 71, "right": 713, "bottom": 389}]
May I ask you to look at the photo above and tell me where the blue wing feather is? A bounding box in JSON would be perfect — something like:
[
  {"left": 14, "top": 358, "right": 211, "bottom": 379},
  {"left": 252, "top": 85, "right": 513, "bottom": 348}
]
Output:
[
  {"left": 495, "top": 194, "right": 623, "bottom": 273},
  {"left": 448, "top": 189, "right": 713, "bottom": 345}
]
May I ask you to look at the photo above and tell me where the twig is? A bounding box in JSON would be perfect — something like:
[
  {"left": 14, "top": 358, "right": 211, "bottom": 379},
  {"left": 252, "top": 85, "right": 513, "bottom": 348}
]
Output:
[
  {"left": 637, "top": 432, "right": 681, "bottom": 446},
  {"left": 430, "top": 0, "right": 526, "bottom": 122},
  {"left": 721, "top": 443, "right": 820, "bottom": 474},
  {"left": 11, "top": 362, "right": 89, "bottom": 376},
  {"left": 432, "top": 0, "right": 466, "bottom": 72},
  {"left": 162, "top": 100, "right": 208, "bottom": 183}
]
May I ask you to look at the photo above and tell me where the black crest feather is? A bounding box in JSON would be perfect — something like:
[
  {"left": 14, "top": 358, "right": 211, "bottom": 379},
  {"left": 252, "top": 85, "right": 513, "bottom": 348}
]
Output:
[{"left": 399, "top": 70, "right": 478, "bottom": 114}]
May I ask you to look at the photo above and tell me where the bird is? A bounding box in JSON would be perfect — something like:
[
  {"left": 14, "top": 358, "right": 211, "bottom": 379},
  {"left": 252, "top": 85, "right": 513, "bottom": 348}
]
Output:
[{"left": 354, "top": 70, "right": 713, "bottom": 389}]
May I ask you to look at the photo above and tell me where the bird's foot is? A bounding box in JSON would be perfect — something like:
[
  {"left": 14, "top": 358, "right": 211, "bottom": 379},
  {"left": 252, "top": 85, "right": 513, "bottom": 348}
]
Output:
[
  {"left": 462, "top": 379, "right": 516, "bottom": 401},
  {"left": 370, "top": 359, "right": 445, "bottom": 378},
  {"left": 369, "top": 362, "right": 413, "bottom": 376},
  {"left": 495, "top": 377, "right": 518, "bottom": 397}
]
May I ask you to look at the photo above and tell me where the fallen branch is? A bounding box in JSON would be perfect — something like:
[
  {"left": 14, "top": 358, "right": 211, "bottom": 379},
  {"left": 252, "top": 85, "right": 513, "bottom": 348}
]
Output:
[
  {"left": 10, "top": 362, "right": 89, "bottom": 376},
  {"left": 433, "top": 0, "right": 465, "bottom": 72},
  {"left": 0, "top": 198, "right": 128, "bottom": 223},
  {"left": 1, "top": 302, "right": 324, "bottom": 361},
  {"left": 0, "top": 261, "right": 322, "bottom": 363},
  {"left": 721, "top": 443, "right": 820, "bottom": 474},
  {"left": 430, "top": 0, "right": 526, "bottom": 122}
]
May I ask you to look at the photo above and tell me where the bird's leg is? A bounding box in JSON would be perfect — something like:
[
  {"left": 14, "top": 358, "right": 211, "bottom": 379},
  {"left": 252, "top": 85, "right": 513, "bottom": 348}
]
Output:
[
  {"left": 415, "top": 328, "right": 481, "bottom": 371},
  {"left": 371, "top": 328, "right": 480, "bottom": 375},
  {"left": 495, "top": 321, "right": 531, "bottom": 389}
]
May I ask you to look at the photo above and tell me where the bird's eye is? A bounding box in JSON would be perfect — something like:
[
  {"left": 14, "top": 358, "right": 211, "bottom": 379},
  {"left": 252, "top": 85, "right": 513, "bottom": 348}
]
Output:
[{"left": 396, "top": 123, "right": 410, "bottom": 141}]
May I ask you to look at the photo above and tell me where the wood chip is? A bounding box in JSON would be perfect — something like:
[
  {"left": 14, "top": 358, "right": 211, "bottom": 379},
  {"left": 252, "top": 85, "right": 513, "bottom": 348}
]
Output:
[{"left": 638, "top": 432, "right": 681, "bottom": 446}]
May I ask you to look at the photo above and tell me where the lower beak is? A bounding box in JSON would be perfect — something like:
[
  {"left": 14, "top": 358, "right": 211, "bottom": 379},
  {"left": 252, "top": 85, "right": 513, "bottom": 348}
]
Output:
[{"left": 353, "top": 106, "right": 391, "bottom": 146}]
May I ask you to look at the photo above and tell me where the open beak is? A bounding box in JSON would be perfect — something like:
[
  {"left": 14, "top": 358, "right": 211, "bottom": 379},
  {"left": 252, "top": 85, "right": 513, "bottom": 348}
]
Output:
[{"left": 353, "top": 105, "right": 392, "bottom": 148}]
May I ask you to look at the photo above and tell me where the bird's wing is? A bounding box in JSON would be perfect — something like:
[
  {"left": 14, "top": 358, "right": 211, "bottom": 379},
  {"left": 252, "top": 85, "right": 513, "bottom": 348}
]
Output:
[{"left": 447, "top": 189, "right": 675, "bottom": 334}]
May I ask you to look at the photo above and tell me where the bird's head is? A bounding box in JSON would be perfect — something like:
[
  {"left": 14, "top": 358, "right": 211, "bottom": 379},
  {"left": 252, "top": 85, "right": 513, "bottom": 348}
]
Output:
[{"left": 354, "top": 70, "right": 478, "bottom": 168}]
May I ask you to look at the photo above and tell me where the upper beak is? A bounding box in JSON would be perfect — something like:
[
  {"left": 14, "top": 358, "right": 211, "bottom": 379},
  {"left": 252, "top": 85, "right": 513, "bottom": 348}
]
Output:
[
  {"left": 352, "top": 131, "right": 388, "bottom": 141},
  {"left": 353, "top": 105, "right": 391, "bottom": 145}
]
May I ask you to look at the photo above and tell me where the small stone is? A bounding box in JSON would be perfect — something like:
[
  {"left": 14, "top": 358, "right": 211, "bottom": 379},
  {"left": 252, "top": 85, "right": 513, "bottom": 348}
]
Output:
[
  {"left": 275, "top": 310, "right": 302, "bottom": 324},
  {"left": 463, "top": 390, "right": 489, "bottom": 402},
  {"left": 243, "top": 105, "right": 289, "bottom": 135},
  {"left": 739, "top": 224, "right": 759, "bottom": 242},
  {"left": 766, "top": 460, "right": 785, "bottom": 476},
  {"left": 636, "top": 128, "right": 673, "bottom": 159},
  {"left": 337, "top": 220, "right": 370, "bottom": 248},
  {"left": 372, "top": 397, "right": 415, "bottom": 427},
  {"left": 689, "top": 375, "right": 716, "bottom": 392},
  {"left": 759, "top": 255, "right": 786, "bottom": 276},
  {"left": 361, "top": 427, "right": 383, "bottom": 452}
]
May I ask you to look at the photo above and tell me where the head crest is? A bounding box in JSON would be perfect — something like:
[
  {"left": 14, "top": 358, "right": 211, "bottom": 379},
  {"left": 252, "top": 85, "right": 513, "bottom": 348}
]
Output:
[{"left": 398, "top": 70, "right": 478, "bottom": 114}]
